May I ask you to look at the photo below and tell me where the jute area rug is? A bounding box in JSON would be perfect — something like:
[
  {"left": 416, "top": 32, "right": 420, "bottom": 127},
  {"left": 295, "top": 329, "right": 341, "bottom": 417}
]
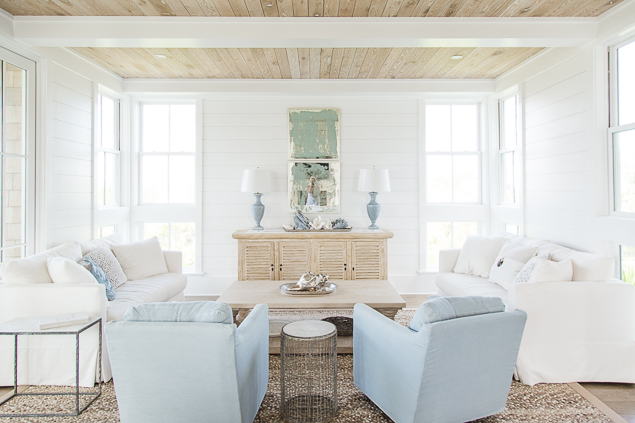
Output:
[{"left": 0, "top": 310, "right": 612, "bottom": 423}]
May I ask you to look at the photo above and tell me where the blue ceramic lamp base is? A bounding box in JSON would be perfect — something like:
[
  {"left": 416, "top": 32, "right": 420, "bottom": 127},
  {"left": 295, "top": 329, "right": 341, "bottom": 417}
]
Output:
[
  {"left": 251, "top": 193, "right": 265, "bottom": 231},
  {"left": 366, "top": 192, "right": 381, "bottom": 230}
]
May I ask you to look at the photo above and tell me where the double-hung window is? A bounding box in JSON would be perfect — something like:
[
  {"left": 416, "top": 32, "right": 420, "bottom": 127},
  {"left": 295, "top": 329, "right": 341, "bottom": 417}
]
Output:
[
  {"left": 96, "top": 93, "right": 120, "bottom": 208},
  {"left": 610, "top": 37, "right": 635, "bottom": 215},
  {"left": 0, "top": 49, "right": 35, "bottom": 262},
  {"left": 423, "top": 103, "right": 482, "bottom": 269},
  {"left": 499, "top": 95, "right": 521, "bottom": 205},
  {"left": 138, "top": 103, "right": 198, "bottom": 272}
]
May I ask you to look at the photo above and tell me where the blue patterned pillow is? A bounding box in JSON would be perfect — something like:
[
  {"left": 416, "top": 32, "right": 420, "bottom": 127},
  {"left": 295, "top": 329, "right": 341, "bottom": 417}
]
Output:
[{"left": 84, "top": 256, "right": 115, "bottom": 301}]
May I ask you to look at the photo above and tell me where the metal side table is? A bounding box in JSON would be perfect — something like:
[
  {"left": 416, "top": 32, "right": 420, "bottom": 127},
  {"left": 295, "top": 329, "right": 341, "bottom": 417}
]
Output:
[
  {"left": 281, "top": 320, "right": 337, "bottom": 423},
  {"left": 0, "top": 317, "right": 102, "bottom": 418}
]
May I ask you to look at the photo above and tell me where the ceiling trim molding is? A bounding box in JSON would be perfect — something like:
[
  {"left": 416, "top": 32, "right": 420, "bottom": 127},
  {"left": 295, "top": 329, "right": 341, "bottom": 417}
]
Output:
[
  {"left": 122, "top": 78, "right": 495, "bottom": 94},
  {"left": 13, "top": 17, "right": 598, "bottom": 48}
]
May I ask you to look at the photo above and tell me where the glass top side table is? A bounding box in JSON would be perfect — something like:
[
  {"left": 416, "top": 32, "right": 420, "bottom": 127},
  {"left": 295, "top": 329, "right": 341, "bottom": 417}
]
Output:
[{"left": 0, "top": 317, "right": 102, "bottom": 418}]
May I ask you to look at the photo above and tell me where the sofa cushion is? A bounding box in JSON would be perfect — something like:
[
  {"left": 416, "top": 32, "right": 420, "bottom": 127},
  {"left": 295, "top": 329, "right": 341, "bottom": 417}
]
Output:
[
  {"left": 111, "top": 237, "right": 168, "bottom": 281},
  {"left": 107, "top": 272, "right": 188, "bottom": 321},
  {"left": 489, "top": 258, "right": 526, "bottom": 290},
  {"left": 0, "top": 242, "right": 82, "bottom": 284},
  {"left": 85, "top": 248, "right": 128, "bottom": 289},
  {"left": 436, "top": 272, "right": 509, "bottom": 304},
  {"left": 453, "top": 235, "right": 509, "bottom": 278},
  {"left": 85, "top": 257, "right": 116, "bottom": 301},
  {"left": 79, "top": 234, "right": 122, "bottom": 256},
  {"left": 409, "top": 295, "right": 505, "bottom": 330},
  {"left": 514, "top": 256, "right": 573, "bottom": 284},
  {"left": 124, "top": 301, "right": 233, "bottom": 324},
  {"left": 47, "top": 257, "right": 96, "bottom": 284},
  {"left": 547, "top": 248, "right": 614, "bottom": 282}
]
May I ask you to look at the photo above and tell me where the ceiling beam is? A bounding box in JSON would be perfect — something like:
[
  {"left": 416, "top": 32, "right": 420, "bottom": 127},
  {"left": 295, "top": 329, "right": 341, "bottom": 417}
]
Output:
[{"left": 13, "top": 17, "right": 597, "bottom": 48}]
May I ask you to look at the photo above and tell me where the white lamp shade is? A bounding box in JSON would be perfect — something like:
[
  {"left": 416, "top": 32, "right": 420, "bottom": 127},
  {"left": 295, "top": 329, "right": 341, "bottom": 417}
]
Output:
[
  {"left": 241, "top": 169, "right": 273, "bottom": 193},
  {"left": 358, "top": 168, "right": 391, "bottom": 192}
]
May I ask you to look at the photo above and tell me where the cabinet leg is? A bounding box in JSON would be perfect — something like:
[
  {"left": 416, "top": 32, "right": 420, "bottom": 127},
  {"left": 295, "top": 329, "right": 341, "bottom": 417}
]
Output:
[
  {"left": 235, "top": 308, "right": 252, "bottom": 325},
  {"left": 374, "top": 308, "right": 399, "bottom": 320}
]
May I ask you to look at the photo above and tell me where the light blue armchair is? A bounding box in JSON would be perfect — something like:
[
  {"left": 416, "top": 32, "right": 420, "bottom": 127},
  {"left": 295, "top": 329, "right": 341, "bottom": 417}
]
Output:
[
  {"left": 354, "top": 296, "right": 527, "bottom": 423},
  {"left": 105, "top": 301, "right": 269, "bottom": 423}
]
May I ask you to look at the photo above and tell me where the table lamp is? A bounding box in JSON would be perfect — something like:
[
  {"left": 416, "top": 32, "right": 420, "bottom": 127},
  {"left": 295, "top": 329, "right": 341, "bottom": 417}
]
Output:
[
  {"left": 358, "top": 167, "right": 391, "bottom": 230},
  {"left": 241, "top": 168, "right": 273, "bottom": 231}
]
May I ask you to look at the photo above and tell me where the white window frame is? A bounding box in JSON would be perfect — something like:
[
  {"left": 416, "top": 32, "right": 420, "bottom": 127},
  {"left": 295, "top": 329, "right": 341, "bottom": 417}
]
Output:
[
  {"left": 93, "top": 85, "right": 130, "bottom": 240},
  {"left": 609, "top": 35, "right": 635, "bottom": 218},
  {"left": 95, "top": 92, "right": 121, "bottom": 208},
  {"left": 419, "top": 98, "right": 489, "bottom": 272},
  {"left": 0, "top": 47, "right": 36, "bottom": 260},
  {"left": 132, "top": 99, "right": 202, "bottom": 274},
  {"left": 498, "top": 93, "right": 522, "bottom": 207}
]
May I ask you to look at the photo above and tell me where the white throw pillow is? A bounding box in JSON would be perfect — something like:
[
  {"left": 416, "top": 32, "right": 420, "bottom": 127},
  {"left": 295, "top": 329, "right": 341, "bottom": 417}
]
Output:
[
  {"left": 0, "top": 242, "right": 82, "bottom": 284},
  {"left": 453, "top": 236, "right": 509, "bottom": 278},
  {"left": 111, "top": 237, "right": 168, "bottom": 281},
  {"left": 79, "top": 234, "right": 123, "bottom": 256},
  {"left": 47, "top": 257, "right": 96, "bottom": 284},
  {"left": 487, "top": 244, "right": 537, "bottom": 287},
  {"left": 488, "top": 258, "right": 526, "bottom": 290},
  {"left": 514, "top": 256, "right": 574, "bottom": 284}
]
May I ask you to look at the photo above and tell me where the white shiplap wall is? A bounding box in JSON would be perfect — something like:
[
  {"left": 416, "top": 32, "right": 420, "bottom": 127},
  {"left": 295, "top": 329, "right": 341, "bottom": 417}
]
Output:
[
  {"left": 47, "top": 64, "right": 93, "bottom": 248},
  {"left": 523, "top": 52, "right": 594, "bottom": 251},
  {"left": 197, "top": 96, "right": 420, "bottom": 292}
]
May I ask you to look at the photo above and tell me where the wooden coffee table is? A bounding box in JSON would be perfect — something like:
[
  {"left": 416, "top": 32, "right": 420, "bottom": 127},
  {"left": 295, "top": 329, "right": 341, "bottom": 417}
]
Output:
[{"left": 218, "top": 279, "right": 406, "bottom": 324}]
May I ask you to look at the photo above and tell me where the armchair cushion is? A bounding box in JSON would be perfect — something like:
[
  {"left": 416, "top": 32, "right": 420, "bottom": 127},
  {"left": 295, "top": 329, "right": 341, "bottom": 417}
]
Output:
[
  {"left": 409, "top": 295, "right": 505, "bottom": 330},
  {"left": 124, "top": 301, "right": 233, "bottom": 324},
  {"left": 111, "top": 237, "right": 168, "bottom": 281}
]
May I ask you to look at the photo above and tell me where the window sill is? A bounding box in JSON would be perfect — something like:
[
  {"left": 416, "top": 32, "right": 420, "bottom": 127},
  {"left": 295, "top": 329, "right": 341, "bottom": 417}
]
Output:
[
  {"left": 417, "top": 269, "right": 439, "bottom": 275},
  {"left": 183, "top": 272, "right": 204, "bottom": 277}
]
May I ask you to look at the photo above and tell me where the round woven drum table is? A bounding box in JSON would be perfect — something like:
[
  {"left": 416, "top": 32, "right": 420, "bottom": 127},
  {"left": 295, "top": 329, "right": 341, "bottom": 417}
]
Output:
[{"left": 280, "top": 320, "right": 337, "bottom": 423}]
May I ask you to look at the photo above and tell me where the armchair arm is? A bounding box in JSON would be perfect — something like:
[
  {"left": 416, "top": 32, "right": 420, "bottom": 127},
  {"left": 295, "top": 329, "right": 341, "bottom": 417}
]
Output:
[
  {"left": 508, "top": 281, "right": 635, "bottom": 346},
  {"left": 163, "top": 250, "right": 182, "bottom": 273},
  {"left": 354, "top": 304, "right": 429, "bottom": 423},
  {"left": 439, "top": 249, "right": 461, "bottom": 273},
  {"left": 234, "top": 304, "right": 269, "bottom": 423}
]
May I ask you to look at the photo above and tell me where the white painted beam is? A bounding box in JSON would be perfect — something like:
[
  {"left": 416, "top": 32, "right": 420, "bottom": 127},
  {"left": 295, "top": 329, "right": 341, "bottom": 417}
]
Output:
[
  {"left": 13, "top": 17, "right": 597, "bottom": 48},
  {"left": 122, "top": 78, "right": 495, "bottom": 94}
]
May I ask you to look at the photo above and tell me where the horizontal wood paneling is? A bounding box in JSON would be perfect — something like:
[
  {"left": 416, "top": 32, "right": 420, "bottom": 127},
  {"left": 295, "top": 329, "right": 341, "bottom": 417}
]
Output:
[
  {"left": 73, "top": 47, "right": 543, "bottom": 79},
  {"left": 522, "top": 51, "right": 592, "bottom": 250},
  {"left": 47, "top": 64, "right": 94, "bottom": 248},
  {"left": 201, "top": 96, "right": 419, "bottom": 277},
  {"left": 0, "top": 0, "right": 622, "bottom": 16}
]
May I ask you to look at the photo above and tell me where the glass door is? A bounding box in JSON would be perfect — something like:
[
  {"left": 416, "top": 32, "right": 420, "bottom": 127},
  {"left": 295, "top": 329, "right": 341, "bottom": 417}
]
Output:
[{"left": 0, "top": 47, "right": 36, "bottom": 262}]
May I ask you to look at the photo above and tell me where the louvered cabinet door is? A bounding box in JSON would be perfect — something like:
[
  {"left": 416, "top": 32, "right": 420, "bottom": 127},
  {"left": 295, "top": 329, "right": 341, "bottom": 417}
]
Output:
[
  {"left": 350, "top": 241, "right": 386, "bottom": 280},
  {"left": 239, "top": 241, "right": 275, "bottom": 281},
  {"left": 278, "top": 241, "right": 311, "bottom": 281},
  {"left": 313, "top": 241, "right": 348, "bottom": 279}
]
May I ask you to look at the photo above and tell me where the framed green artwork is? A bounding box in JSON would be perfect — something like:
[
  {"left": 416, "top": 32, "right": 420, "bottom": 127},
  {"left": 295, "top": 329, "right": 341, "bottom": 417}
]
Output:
[{"left": 288, "top": 108, "right": 340, "bottom": 160}]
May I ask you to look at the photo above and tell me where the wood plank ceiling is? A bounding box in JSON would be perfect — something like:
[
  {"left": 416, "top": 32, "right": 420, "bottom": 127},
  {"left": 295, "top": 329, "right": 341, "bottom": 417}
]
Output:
[
  {"left": 73, "top": 47, "right": 543, "bottom": 79},
  {"left": 0, "top": 0, "right": 623, "bottom": 17}
]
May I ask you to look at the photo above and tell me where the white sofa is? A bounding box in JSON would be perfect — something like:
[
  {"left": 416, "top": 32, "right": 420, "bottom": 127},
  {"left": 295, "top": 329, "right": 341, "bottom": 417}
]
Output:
[
  {"left": 437, "top": 234, "right": 635, "bottom": 385},
  {"left": 0, "top": 235, "right": 187, "bottom": 387}
]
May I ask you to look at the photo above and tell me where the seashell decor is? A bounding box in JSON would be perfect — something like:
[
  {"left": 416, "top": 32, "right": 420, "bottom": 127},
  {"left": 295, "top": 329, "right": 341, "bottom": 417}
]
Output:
[{"left": 290, "top": 211, "right": 350, "bottom": 231}]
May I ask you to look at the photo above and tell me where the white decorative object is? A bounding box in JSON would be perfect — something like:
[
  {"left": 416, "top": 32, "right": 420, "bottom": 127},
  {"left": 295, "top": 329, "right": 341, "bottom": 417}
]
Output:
[
  {"left": 47, "top": 257, "right": 96, "bottom": 284},
  {"left": 241, "top": 168, "right": 274, "bottom": 231},
  {"left": 358, "top": 167, "right": 391, "bottom": 230},
  {"left": 309, "top": 216, "right": 332, "bottom": 230},
  {"left": 453, "top": 235, "right": 509, "bottom": 278},
  {"left": 39, "top": 312, "right": 89, "bottom": 330},
  {"left": 111, "top": 237, "right": 169, "bottom": 281}
]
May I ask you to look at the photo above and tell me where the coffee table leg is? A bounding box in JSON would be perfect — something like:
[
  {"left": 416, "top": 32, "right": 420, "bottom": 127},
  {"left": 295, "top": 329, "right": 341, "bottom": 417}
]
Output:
[
  {"left": 374, "top": 308, "right": 399, "bottom": 320},
  {"left": 235, "top": 308, "right": 252, "bottom": 325}
]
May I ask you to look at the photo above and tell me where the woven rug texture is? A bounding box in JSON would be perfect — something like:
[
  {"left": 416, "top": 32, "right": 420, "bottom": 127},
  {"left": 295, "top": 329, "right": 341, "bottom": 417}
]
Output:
[{"left": 0, "top": 310, "right": 612, "bottom": 422}]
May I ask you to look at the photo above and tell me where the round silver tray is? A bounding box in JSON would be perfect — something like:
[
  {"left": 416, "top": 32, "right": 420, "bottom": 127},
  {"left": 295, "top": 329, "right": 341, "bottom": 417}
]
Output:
[{"left": 280, "top": 283, "right": 338, "bottom": 296}]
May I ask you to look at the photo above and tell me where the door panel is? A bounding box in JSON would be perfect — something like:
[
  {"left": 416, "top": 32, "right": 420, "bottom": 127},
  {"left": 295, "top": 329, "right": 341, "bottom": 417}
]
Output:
[
  {"left": 351, "top": 241, "right": 385, "bottom": 280},
  {"left": 278, "top": 241, "right": 311, "bottom": 281},
  {"left": 313, "top": 241, "right": 348, "bottom": 279},
  {"left": 240, "top": 241, "right": 275, "bottom": 281}
]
